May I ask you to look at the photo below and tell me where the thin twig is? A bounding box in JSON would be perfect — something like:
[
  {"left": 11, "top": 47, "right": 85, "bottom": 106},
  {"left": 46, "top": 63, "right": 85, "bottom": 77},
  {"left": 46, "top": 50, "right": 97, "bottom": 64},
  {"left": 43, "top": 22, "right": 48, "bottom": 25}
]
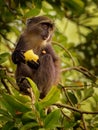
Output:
[
  {"left": 77, "top": 19, "right": 82, "bottom": 43},
  {"left": 61, "top": 109, "right": 71, "bottom": 120},
  {"left": 62, "top": 87, "right": 74, "bottom": 107},
  {"left": 0, "top": 32, "right": 15, "bottom": 45},
  {"left": 52, "top": 41, "right": 76, "bottom": 66},
  {"left": 82, "top": 114, "right": 88, "bottom": 130},
  {"left": 0, "top": 65, "right": 18, "bottom": 90},
  {"left": 7, "top": 77, "right": 19, "bottom": 91},
  {"left": 29, "top": 87, "right": 35, "bottom": 105},
  {"left": 59, "top": 82, "right": 93, "bottom": 90},
  {"left": 1, "top": 79, "right": 12, "bottom": 94},
  {"left": 54, "top": 103, "right": 98, "bottom": 114},
  {"left": 62, "top": 66, "right": 97, "bottom": 82}
]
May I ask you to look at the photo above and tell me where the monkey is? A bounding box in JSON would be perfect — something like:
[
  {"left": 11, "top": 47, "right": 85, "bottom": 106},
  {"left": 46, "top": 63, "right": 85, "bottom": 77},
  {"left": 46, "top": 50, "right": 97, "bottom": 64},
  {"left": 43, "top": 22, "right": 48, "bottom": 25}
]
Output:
[{"left": 12, "top": 16, "right": 60, "bottom": 98}]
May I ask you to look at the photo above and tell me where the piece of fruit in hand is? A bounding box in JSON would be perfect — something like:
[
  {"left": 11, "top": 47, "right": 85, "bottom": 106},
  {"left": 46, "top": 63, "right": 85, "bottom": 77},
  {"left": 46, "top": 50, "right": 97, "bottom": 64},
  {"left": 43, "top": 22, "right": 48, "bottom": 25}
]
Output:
[{"left": 24, "top": 49, "right": 39, "bottom": 63}]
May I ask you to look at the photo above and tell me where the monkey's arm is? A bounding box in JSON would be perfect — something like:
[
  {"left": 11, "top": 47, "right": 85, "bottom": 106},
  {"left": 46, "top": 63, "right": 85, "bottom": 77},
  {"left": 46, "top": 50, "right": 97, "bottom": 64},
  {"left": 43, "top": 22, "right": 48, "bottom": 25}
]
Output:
[
  {"left": 44, "top": 44, "right": 59, "bottom": 61},
  {"left": 12, "top": 49, "right": 40, "bottom": 69},
  {"left": 12, "top": 37, "right": 40, "bottom": 69},
  {"left": 43, "top": 44, "right": 60, "bottom": 84},
  {"left": 12, "top": 50, "right": 25, "bottom": 64},
  {"left": 24, "top": 50, "right": 40, "bottom": 69},
  {"left": 12, "top": 37, "right": 26, "bottom": 64}
]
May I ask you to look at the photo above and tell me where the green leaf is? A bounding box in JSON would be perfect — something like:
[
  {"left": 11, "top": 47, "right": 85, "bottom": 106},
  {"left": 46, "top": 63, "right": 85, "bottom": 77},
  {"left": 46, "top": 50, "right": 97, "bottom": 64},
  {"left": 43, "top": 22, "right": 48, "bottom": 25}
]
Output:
[
  {"left": 2, "top": 121, "right": 14, "bottom": 130},
  {"left": 20, "top": 122, "right": 38, "bottom": 130},
  {"left": 65, "top": 0, "right": 84, "bottom": 14},
  {"left": 11, "top": 89, "right": 31, "bottom": 104},
  {"left": 0, "top": 109, "right": 11, "bottom": 117},
  {"left": 76, "top": 89, "right": 82, "bottom": 100},
  {"left": 0, "top": 69, "right": 6, "bottom": 78},
  {"left": 26, "top": 77, "right": 40, "bottom": 101},
  {"left": 73, "top": 0, "right": 84, "bottom": 8},
  {"left": 83, "top": 87, "right": 94, "bottom": 100},
  {"left": 67, "top": 92, "right": 78, "bottom": 105},
  {"left": 39, "top": 86, "right": 60, "bottom": 108},
  {"left": 24, "top": 8, "right": 40, "bottom": 18},
  {"left": 44, "top": 109, "right": 61, "bottom": 129},
  {"left": 0, "top": 52, "right": 9, "bottom": 64},
  {"left": 33, "top": 0, "right": 42, "bottom": 8},
  {"left": 2, "top": 94, "right": 31, "bottom": 113},
  {"left": 91, "top": 115, "right": 98, "bottom": 124},
  {"left": 38, "top": 129, "right": 45, "bottom": 130},
  {"left": 22, "top": 111, "right": 36, "bottom": 124},
  {"left": 0, "top": 116, "right": 13, "bottom": 122},
  {"left": 63, "top": 118, "right": 76, "bottom": 129},
  {"left": 0, "top": 97, "right": 15, "bottom": 116}
]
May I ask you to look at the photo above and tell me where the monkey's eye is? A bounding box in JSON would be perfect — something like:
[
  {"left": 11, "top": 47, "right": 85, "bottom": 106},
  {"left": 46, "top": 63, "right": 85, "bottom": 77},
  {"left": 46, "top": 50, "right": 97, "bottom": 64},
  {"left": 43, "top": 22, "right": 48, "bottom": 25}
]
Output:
[{"left": 41, "top": 23, "right": 49, "bottom": 30}]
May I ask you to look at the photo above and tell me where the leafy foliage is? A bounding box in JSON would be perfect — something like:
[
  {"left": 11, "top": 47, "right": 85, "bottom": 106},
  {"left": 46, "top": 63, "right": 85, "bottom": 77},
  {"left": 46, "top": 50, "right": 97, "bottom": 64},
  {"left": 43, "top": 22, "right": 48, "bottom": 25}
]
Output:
[{"left": 0, "top": 0, "right": 98, "bottom": 130}]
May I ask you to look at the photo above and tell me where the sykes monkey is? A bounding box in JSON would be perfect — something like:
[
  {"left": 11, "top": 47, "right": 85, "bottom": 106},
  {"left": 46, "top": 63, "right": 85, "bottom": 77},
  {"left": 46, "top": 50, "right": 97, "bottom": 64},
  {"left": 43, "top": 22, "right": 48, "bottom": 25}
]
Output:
[{"left": 12, "top": 16, "right": 60, "bottom": 98}]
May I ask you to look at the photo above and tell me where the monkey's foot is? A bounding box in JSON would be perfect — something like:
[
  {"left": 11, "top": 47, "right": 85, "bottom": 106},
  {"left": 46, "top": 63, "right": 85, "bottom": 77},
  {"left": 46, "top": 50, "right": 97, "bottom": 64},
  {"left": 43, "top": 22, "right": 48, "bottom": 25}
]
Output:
[{"left": 16, "top": 77, "right": 31, "bottom": 95}]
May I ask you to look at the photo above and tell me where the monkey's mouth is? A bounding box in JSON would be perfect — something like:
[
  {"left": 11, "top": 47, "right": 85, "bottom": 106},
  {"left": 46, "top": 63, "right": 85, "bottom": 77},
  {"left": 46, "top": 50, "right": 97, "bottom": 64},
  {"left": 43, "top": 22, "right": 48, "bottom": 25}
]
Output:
[{"left": 41, "top": 34, "right": 51, "bottom": 41}]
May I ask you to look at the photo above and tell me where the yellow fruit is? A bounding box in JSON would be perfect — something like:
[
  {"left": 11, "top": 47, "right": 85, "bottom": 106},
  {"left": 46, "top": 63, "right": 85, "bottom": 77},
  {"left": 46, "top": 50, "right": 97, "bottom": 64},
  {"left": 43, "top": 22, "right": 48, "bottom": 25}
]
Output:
[{"left": 24, "top": 50, "right": 39, "bottom": 62}]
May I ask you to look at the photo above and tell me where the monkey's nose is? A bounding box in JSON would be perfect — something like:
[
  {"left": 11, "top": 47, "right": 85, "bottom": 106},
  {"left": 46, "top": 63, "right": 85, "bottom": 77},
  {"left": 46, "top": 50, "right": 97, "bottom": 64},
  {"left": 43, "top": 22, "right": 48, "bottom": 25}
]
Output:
[{"left": 41, "top": 33, "right": 49, "bottom": 40}]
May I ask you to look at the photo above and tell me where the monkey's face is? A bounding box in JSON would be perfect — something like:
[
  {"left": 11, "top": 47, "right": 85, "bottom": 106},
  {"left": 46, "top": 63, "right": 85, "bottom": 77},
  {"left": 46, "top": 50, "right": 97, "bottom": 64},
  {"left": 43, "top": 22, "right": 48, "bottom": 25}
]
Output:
[
  {"left": 40, "top": 22, "right": 54, "bottom": 41},
  {"left": 26, "top": 16, "right": 54, "bottom": 43}
]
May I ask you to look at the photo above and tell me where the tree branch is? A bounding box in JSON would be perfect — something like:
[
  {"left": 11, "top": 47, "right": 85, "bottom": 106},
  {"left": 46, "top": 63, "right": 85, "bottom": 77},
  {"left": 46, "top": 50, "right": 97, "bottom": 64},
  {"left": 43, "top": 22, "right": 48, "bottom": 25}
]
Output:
[
  {"left": 62, "top": 87, "right": 74, "bottom": 107},
  {"left": 82, "top": 114, "right": 87, "bottom": 130},
  {"left": 1, "top": 78, "right": 12, "bottom": 94},
  {"left": 62, "top": 66, "right": 97, "bottom": 82},
  {"left": 54, "top": 103, "right": 98, "bottom": 114}
]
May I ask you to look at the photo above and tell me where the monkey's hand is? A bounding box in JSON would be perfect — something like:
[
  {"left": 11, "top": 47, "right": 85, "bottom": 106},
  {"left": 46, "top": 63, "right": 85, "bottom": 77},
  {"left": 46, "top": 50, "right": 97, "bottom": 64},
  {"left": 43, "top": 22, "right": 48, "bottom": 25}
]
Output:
[
  {"left": 24, "top": 50, "right": 40, "bottom": 69},
  {"left": 27, "top": 60, "right": 40, "bottom": 69},
  {"left": 12, "top": 50, "right": 25, "bottom": 64}
]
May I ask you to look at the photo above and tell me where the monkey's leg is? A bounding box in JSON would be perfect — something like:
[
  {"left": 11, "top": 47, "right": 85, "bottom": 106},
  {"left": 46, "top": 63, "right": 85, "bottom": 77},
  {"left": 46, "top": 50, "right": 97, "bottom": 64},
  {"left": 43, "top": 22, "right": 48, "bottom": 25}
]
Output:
[
  {"left": 35, "top": 54, "right": 55, "bottom": 98},
  {"left": 16, "top": 77, "right": 35, "bottom": 103},
  {"left": 16, "top": 77, "right": 31, "bottom": 95}
]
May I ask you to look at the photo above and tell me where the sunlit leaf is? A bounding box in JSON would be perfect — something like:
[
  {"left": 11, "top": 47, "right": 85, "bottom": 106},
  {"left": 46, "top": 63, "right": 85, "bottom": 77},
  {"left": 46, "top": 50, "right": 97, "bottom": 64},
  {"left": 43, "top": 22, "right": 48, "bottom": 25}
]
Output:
[
  {"left": 44, "top": 109, "right": 61, "bottom": 129},
  {"left": 24, "top": 9, "right": 40, "bottom": 18},
  {"left": 20, "top": 122, "right": 38, "bottom": 130},
  {"left": 64, "top": 0, "right": 84, "bottom": 14},
  {"left": 0, "top": 97, "right": 15, "bottom": 116},
  {"left": 0, "top": 52, "right": 9, "bottom": 64},
  {"left": 0, "top": 109, "right": 11, "bottom": 117},
  {"left": 2, "top": 94, "right": 31, "bottom": 113},
  {"left": 83, "top": 87, "right": 94, "bottom": 100},
  {"left": 0, "top": 69, "right": 6, "bottom": 78},
  {"left": 39, "top": 86, "right": 60, "bottom": 108},
  {"left": 75, "top": 89, "right": 82, "bottom": 103},
  {"left": 22, "top": 111, "right": 36, "bottom": 123},
  {"left": 26, "top": 77, "right": 40, "bottom": 101}
]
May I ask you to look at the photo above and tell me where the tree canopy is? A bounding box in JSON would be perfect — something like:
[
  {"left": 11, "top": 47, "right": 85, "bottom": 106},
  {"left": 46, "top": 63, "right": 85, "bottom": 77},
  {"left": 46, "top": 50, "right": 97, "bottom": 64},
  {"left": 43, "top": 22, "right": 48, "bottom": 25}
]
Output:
[{"left": 0, "top": 0, "right": 98, "bottom": 130}]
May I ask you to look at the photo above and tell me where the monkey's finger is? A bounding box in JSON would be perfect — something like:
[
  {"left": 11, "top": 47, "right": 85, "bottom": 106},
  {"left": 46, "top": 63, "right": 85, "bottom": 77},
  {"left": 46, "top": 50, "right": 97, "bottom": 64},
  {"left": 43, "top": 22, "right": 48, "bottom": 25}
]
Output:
[
  {"left": 27, "top": 60, "right": 40, "bottom": 69},
  {"left": 12, "top": 50, "right": 25, "bottom": 64},
  {"left": 18, "top": 52, "right": 26, "bottom": 63}
]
